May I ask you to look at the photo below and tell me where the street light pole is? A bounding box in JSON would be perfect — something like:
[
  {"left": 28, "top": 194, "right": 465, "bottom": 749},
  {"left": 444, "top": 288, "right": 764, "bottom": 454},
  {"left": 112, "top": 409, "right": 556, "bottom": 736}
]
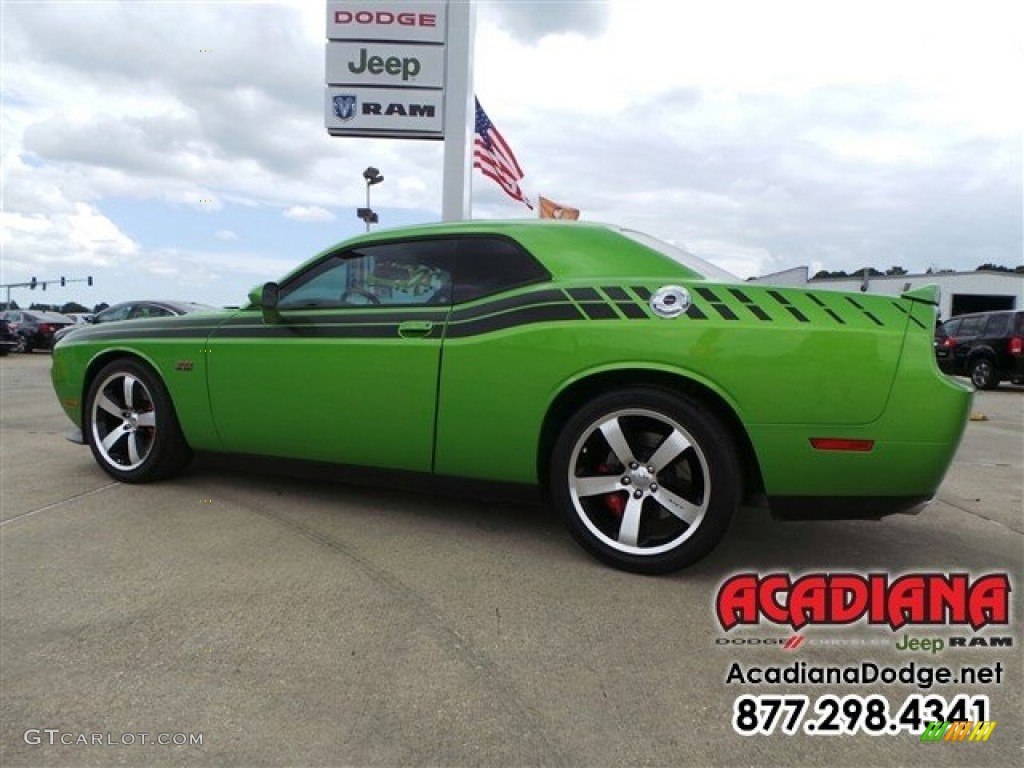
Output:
[{"left": 357, "top": 166, "right": 383, "bottom": 232}]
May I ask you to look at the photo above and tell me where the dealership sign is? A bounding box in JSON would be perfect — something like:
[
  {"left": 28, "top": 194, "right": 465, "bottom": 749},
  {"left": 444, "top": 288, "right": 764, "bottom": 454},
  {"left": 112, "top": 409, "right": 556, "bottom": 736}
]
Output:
[{"left": 325, "top": 1, "right": 448, "bottom": 138}]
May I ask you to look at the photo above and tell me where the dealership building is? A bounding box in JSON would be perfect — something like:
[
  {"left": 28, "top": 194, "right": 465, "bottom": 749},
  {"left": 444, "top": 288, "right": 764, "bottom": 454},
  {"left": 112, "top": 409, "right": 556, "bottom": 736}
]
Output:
[{"left": 750, "top": 268, "right": 1024, "bottom": 322}]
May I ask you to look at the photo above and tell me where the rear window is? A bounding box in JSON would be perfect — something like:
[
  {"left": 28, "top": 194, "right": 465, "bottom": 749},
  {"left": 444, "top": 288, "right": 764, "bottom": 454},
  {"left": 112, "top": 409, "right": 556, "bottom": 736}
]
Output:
[
  {"left": 982, "top": 313, "right": 1010, "bottom": 337},
  {"left": 620, "top": 229, "right": 738, "bottom": 281},
  {"left": 956, "top": 315, "right": 985, "bottom": 337}
]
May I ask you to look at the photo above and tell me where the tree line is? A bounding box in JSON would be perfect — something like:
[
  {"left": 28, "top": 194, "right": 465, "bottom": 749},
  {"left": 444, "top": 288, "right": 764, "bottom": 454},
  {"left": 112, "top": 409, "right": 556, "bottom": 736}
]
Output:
[{"left": 812, "top": 264, "right": 1023, "bottom": 279}]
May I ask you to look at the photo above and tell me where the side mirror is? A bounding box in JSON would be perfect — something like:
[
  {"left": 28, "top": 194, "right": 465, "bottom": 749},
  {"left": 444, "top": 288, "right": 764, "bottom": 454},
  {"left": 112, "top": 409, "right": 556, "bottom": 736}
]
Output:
[
  {"left": 260, "top": 282, "right": 280, "bottom": 309},
  {"left": 255, "top": 282, "right": 281, "bottom": 323}
]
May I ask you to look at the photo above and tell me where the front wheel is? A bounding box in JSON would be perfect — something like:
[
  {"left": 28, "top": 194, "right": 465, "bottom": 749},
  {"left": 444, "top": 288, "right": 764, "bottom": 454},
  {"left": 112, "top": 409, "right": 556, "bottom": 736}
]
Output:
[
  {"left": 85, "top": 359, "right": 192, "bottom": 482},
  {"left": 550, "top": 389, "right": 742, "bottom": 574}
]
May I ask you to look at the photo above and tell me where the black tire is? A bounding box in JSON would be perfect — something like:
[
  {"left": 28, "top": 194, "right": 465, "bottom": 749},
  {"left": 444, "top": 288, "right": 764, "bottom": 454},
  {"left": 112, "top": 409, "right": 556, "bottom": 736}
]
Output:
[
  {"left": 84, "top": 358, "right": 193, "bottom": 482},
  {"left": 969, "top": 356, "right": 999, "bottom": 390},
  {"left": 14, "top": 336, "right": 29, "bottom": 353},
  {"left": 549, "top": 388, "right": 742, "bottom": 574}
]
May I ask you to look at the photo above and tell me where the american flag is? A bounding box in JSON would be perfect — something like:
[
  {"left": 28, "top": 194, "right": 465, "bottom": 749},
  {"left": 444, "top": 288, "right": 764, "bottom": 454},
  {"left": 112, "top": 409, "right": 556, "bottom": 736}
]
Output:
[{"left": 474, "top": 99, "right": 533, "bottom": 210}]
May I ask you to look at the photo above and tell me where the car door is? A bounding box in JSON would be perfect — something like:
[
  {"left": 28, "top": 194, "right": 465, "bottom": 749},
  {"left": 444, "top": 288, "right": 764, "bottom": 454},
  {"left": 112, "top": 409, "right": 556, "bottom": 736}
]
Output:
[{"left": 206, "top": 238, "right": 456, "bottom": 472}]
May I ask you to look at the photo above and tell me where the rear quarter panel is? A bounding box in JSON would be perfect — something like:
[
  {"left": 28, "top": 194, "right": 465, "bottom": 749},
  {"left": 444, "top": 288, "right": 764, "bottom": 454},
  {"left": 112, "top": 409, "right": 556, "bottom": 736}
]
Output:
[{"left": 433, "top": 282, "right": 909, "bottom": 484}]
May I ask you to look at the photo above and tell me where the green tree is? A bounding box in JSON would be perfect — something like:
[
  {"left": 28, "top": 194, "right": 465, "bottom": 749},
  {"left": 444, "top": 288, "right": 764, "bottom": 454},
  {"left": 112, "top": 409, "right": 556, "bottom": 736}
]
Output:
[
  {"left": 976, "top": 263, "right": 1015, "bottom": 273},
  {"left": 885, "top": 266, "right": 908, "bottom": 276}
]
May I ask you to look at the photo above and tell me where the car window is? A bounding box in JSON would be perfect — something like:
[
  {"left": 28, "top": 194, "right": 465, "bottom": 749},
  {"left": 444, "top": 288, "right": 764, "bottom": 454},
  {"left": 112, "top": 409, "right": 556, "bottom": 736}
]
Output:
[
  {"left": 97, "top": 305, "right": 133, "bottom": 323},
  {"left": 982, "top": 313, "right": 1009, "bottom": 337},
  {"left": 130, "top": 305, "right": 174, "bottom": 319},
  {"left": 1015, "top": 313, "right": 1024, "bottom": 336},
  {"left": 279, "top": 239, "right": 456, "bottom": 309},
  {"left": 452, "top": 236, "right": 551, "bottom": 303},
  {"left": 942, "top": 318, "right": 961, "bottom": 336},
  {"left": 956, "top": 316, "right": 984, "bottom": 337}
]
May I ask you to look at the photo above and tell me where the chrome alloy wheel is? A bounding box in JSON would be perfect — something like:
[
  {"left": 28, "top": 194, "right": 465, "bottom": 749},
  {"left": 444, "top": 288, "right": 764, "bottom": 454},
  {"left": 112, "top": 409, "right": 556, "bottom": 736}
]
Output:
[
  {"left": 90, "top": 371, "right": 158, "bottom": 471},
  {"left": 567, "top": 408, "right": 711, "bottom": 556}
]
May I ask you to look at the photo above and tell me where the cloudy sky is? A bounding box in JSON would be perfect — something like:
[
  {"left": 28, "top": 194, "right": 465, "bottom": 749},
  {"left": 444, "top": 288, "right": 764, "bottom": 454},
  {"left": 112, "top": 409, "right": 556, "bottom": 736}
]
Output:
[{"left": 2, "top": 0, "right": 1021, "bottom": 309}]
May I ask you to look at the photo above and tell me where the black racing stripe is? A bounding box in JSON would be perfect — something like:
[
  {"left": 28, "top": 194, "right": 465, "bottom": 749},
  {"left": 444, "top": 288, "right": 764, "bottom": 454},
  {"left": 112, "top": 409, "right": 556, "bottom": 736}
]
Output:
[
  {"left": 451, "top": 289, "right": 565, "bottom": 321},
  {"left": 768, "top": 290, "right": 791, "bottom": 305},
  {"left": 215, "top": 324, "right": 403, "bottom": 340},
  {"left": 728, "top": 288, "right": 771, "bottom": 320},
  {"left": 221, "top": 309, "right": 445, "bottom": 326},
  {"left": 603, "top": 286, "right": 630, "bottom": 301},
  {"left": 910, "top": 316, "right": 927, "bottom": 329},
  {"left": 892, "top": 301, "right": 908, "bottom": 314},
  {"left": 446, "top": 303, "right": 582, "bottom": 338},
  {"left": 616, "top": 302, "right": 647, "bottom": 319},
  {"left": 785, "top": 306, "right": 809, "bottom": 323},
  {"left": 695, "top": 287, "right": 720, "bottom": 302},
  {"left": 567, "top": 287, "right": 602, "bottom": 302},
  {"left": 579, "top": 302, "right": 618, "bottom": 320},
  {"left": 686, "top": 305, "right": 707, "bottom": 320},
  {"left": 807, "top": 294, "right": 826, "bottom": 307},
  {"left": 632, "top": 286, "right": 652, "bottom": 300},
  {"left": 710, "top": 304, "right": 738, "bottom": 320},
  {"left": 844, "top": 296, "right": 884, "bottom": 326},
  {"left": 74, "top": 328, "right": 216, "bottom": 340},
  {"left": 825, "top": 309, "right": 845, "bottom": 324}
]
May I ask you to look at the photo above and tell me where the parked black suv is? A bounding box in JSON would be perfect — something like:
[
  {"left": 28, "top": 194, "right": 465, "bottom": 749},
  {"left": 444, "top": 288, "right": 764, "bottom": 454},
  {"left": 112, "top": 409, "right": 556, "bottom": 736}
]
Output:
[{"left": 935, "top": 309, "right": 1024, "bottom": 389}]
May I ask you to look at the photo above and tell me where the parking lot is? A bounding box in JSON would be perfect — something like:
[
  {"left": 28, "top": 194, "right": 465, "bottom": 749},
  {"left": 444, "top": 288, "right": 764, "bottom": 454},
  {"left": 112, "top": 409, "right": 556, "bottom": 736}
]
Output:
[{"left": 2, "top": 352, "right": 1021, "bottom": 767}]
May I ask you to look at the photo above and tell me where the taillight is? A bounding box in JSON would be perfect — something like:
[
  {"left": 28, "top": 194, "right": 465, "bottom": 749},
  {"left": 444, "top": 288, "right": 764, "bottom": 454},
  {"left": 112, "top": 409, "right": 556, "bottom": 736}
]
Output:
[
  {"left": 942, "top": 337, "right": 957, "bottom": 349},
  {"left": 1010, "top": 337, "right": 1023, "bottom": 355},
  {"left": 39, "top": 323, "right": 53, "bottom": 333}
]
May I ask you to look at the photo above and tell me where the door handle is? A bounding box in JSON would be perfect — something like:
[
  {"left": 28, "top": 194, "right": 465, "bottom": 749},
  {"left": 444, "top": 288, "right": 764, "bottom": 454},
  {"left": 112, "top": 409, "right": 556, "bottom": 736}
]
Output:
[{"left": 398, "top": 321, "right": 434, "bottom": 338}]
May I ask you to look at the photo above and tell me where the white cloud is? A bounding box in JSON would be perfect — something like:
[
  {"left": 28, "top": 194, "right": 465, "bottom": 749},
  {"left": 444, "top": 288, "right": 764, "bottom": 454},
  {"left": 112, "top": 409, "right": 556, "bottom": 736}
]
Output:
[
  {"left": 2, "top": 0, "right": 1020, "bottom": 307},
  {"left": 215, "top": 229, "right": 239, "bottom": 241},
  {"left": 283, "top": 205, "right": 336, "bottom": 223}
]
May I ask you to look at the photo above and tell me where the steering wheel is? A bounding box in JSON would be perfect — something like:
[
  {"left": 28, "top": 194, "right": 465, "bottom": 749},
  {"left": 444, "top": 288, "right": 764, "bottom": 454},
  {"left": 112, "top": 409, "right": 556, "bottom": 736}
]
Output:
[{"left": 340, "top": 289, "right": 380, "bottom": 305}]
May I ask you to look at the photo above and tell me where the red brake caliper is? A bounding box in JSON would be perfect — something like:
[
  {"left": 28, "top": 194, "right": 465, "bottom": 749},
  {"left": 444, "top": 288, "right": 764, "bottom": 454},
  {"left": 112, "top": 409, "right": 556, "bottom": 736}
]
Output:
[{"left": 596, "top": 464, "right": 626, "bottom": 518}]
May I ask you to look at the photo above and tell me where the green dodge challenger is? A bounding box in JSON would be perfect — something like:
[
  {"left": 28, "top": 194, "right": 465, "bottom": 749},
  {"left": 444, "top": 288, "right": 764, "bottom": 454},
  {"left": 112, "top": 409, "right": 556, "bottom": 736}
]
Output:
[{"left": 51, "top": 221, "right": 972, "bottom": 573}]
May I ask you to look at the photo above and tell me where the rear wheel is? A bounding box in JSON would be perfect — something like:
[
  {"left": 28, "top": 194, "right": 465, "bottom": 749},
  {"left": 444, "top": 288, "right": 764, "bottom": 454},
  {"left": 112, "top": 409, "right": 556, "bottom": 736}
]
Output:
[
  {"left": 14, "top": 336, "right": 29, "bottom": 353},
  {"left": 969, "top": 357, "right": 999, "bottom": 390},
  {"left": 85, "top": 359, "right": 192, "bottom": 482},
  {"left": 550, "top": 388, "right": 742, "bottom": 574}
]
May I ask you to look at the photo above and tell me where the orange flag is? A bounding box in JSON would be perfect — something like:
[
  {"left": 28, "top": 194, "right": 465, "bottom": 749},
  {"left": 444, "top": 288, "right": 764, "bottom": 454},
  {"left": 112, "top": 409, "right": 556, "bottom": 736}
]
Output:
[{"left": 539, "top": 196, "right": 580, "bottom": 220}]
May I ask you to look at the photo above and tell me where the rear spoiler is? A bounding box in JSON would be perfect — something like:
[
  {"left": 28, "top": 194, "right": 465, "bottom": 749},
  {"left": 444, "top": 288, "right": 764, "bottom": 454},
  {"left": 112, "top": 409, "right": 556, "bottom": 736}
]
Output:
[{"left": 901, "top": 284, "right": 940, "bottom": 306}]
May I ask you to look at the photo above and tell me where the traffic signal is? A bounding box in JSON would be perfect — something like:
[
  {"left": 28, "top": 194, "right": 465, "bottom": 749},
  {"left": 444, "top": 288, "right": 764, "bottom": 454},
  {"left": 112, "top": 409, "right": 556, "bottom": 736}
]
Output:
[
  {"left": 87, "top": 276, "right": 93, "bottom": 286},
  {"left": 30, "top": 277, "right": 37, "bottom": 289},
  {"left": 60, "top": 276, "right": 66, "bottom": 287}
]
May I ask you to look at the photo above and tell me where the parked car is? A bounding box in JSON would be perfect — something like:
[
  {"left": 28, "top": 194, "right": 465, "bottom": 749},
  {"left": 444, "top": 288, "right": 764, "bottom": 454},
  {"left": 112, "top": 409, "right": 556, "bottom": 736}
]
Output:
[
  {"left": 0, "top": 316, "right": 19, "bottom": 356},
  {"left": 934, "top": 309, "right": 1024, "bottom": 389},
  {"left": 1, "top": 310, "right": 74, "bottom": 352},
  {"left": 53, "top": 300, "right": 214, "bottom": 343},
  {"left": 51, "top": 221, "right": 971, "bottom": 574}
]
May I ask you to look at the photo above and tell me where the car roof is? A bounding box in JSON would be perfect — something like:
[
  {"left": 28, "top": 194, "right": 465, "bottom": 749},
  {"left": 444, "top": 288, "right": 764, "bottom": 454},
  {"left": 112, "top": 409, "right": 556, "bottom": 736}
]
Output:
[
  {"left": 293, "top": 220, "right": 717, "bottom": 283},
  {"left": 98, "top": 300, "right": 215, "bottom": 314}
]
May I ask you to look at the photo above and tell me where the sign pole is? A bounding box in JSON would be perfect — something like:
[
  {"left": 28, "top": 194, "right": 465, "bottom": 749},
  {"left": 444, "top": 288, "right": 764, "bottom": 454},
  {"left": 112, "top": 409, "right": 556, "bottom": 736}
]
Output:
[{"left": 441, "top": 0, "right": 476, "bottom": 222}]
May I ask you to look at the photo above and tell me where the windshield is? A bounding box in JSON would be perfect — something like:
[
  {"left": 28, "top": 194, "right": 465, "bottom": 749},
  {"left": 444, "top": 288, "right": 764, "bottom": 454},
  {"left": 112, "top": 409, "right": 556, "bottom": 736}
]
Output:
[{"left": 620, "top": 229, "right": 738, "bottom": 282}]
